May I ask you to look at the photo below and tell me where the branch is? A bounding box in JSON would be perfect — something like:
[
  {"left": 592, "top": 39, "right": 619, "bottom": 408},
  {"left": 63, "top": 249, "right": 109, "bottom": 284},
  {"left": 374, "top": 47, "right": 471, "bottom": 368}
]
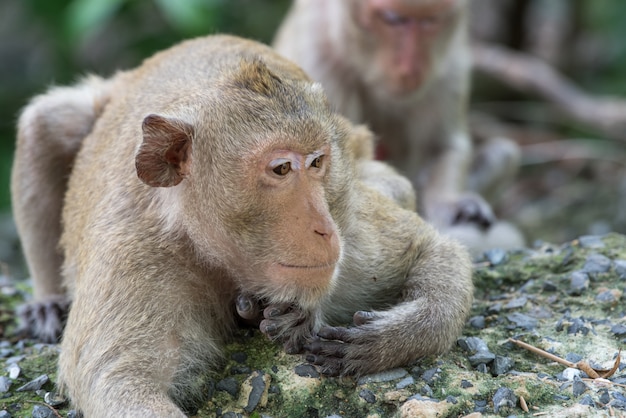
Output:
[{"left": 472, "top": 42, "right": 626, "bottom": 141}]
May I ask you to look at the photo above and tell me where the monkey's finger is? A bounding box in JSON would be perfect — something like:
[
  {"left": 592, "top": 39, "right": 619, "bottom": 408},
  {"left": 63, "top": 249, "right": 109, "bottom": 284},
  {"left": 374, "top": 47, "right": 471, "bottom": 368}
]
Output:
[
  {"left": 317, "top": 326, "right": 355, "bottom": 343},
  {"left": 353, "top": 310, "right": 379, "bottom": 326},
  {"left": 235, "top": 294, "right": 259, "bottom": 320},
  {"left": 305, "top": 355, "right": 343, "bottom": 376},
  {"left": 263, "top": 303, "right": 292, "bottom": 319},
  {"left": 305, "top": 339, "right": 347, "bottom": 358},
  {"left": 259, "top": 319, "right": 279, "bottom": 337}
]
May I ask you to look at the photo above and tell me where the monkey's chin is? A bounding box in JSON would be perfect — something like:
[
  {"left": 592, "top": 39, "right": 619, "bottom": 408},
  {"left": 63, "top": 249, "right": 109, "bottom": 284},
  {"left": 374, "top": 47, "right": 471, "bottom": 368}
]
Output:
[{"left": 266, "top": 262, "right": 337, "bottom": 309}]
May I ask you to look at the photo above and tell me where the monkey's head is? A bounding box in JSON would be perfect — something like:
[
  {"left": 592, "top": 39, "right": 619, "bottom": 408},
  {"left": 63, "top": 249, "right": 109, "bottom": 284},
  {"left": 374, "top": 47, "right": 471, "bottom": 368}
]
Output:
[
  {"left": 135, "top": 57, "right": 349, "bottom": 309},
  {"left": 347, "top": 0, "right": 467, "bottom": 97}
]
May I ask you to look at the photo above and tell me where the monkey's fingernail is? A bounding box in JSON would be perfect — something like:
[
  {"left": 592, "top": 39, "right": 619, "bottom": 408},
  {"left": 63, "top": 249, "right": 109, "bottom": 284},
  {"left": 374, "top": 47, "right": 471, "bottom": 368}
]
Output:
[
  {"left": 236, "top": 298, "right": 251, "bottom": 312},
  {"left": 268, "top": 308, "right": 282, "bottom": 317},
  {"left": 262, "top": 324, "right": 277, "bottom": 334}
]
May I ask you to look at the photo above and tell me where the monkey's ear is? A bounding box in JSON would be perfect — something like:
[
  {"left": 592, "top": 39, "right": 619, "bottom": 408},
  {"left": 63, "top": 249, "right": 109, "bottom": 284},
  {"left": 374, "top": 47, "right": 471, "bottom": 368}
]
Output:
[{"left": 136, "top": 114, "right": 194, "bottom": 187}]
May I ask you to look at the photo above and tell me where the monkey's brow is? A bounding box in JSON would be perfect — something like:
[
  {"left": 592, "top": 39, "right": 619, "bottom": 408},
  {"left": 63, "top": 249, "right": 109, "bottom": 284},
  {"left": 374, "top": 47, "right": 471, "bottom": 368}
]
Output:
[{"left": 305, "top": 150, "right": 325, "bottom": 166}]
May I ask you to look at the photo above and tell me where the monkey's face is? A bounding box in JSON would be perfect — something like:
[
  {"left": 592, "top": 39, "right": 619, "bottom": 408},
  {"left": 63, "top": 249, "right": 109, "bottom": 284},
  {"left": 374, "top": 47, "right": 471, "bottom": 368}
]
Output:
[{"left": 351, "top": 0, "right": 463, "bottom": 97}]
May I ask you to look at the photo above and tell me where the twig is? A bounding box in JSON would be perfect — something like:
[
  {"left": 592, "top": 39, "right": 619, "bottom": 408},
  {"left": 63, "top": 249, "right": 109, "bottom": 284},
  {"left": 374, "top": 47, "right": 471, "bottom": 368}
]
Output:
[
  {"left": 508, "top": 338, "right": 575, "bottom": 368},
  {"left": 24, "top": 401, "right": 63, "bottom": 418},
  {"left": 473, "top": 42, "right": 626, "bottom": 141}
]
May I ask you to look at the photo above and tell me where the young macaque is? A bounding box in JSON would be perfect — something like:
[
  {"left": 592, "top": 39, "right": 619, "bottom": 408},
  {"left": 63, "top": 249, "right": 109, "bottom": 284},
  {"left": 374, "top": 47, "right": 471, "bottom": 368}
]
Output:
[
  {"left": 273, "top": 0, "right": 524, "bottom": 254},
  {"left": 12, "top": 34, "right": 473, "bottom": 416}
]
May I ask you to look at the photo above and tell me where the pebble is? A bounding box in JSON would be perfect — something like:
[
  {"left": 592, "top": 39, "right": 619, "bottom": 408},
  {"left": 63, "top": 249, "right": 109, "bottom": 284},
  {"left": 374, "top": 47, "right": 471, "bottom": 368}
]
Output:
[
  {"left": 395, "top": 376, "right": 414, "bottom": 390},
  {"left": 44, "top": 391, "right": 66, "bottom": 407},
  {"left": 596, "top": 289, "right": 620, "bottom": 303},
  {"left": 473, "top": 399, "right": 488, "bottom": 413},
  {"left": 567, "top": 318, "right": 589, "bottom": 335},
  {"left": 543, "top": 281, "right": 558, "bottom": 291},
  {"left": 469, "top": 316, "right": 485, "bottom": 329},
  {"left": 506, "top": 312, "right": 537, "bottom": 330},
  {"left": 561, "top": 368, "right": 582, "bottom": 381},
  {"left": 230, "top": 365, "right": 252, "bottom": 375},
  {"left": 358, "top": 389, "right": 376, "bottom": 404},
  {"left": 217, "top": 377, "right": 239, "bottom": 397},
  {"left": 457, "top": 337, "right": 489, "bottom": 353},
  {"left": 599, "top": 390, "right": 610, "bottom": 404},
  {"left": 565, "top": 353, "right": 583, "bottom": 363},
  {"left": 460, "top": 379, "right": 473, "bottom": 388},
  {"left": 614, "top": 260, "right": 626, "bottom": 278},
  {"left": 569, "top": 271, "right": 589, "bottom": 295},
  {"left": 446, "top": 395, "right": 458, "bottom": 404},
  {"left": 242, "top": 371, "right": 267, "bottom": 413},
  {"left": 0, "top": 376, "right": 11, "bottom": 392},
  {"left": 504, "top": 296, "right": 527, "bottom": 310},
  {"left": 231, "top": 352, "right": 248, "bottom": 364},
  {"left": 492, "top": 387, "right": 516, "bottom": 414},
  {"left": 0, "top": 411, "right": 10, "bottom": 418},
  {"left": 476, "top": 364, "right": 489, "bottom": 374},
  {"left": 469, "top": 351, "right": 496, "bottom": 367},
  {"left": 578, "top": 235, "right": 605, "bottom": 248},
  {"left": 294, "top": 364, "right": 320, "bottom": 378},
  {"left": 578, "top": 394, "right": 595, "bottom": 406},
  {"left": 420, "top": 368, "right": 440, "bottom": 385},
  {"left": 7, "top": 364, "right": 20, "bottom": 379},
  {"left": 357, "top": 368, "right": 407, "bottom": 385},
  {"left": 583, "top": 253, "right": 611, "bottom": 274},
  {"left": 16, "top": 374, "right": 48, "bottom": 392},
  {"left": 420, "top": 384, "right": 434, "bottom": 397},
  {"left": 491, "top": 356, "right": 514, "bottom": 376},
  {"left": 31, "top": 405, "right": 55, "bottom": 418},
  {"left": 572, "top": 378, "right": 588, "bottom": 397},
  {"left": 484, "top": 248, "right": 507, "bottom": 265}
]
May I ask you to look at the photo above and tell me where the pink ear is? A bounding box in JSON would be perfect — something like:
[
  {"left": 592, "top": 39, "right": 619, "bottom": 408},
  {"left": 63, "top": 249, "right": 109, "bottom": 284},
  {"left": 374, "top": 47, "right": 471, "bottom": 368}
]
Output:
[{"left": 136, "top": 114, "right": 193, "bottom": 187}]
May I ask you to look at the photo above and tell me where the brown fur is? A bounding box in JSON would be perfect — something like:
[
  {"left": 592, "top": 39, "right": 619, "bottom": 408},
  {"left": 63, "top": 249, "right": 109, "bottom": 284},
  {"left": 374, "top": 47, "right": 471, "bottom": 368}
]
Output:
[
  {"left": 12, "top": 35, "right": 473, "bottom": 416},
  {"left": 273, "top": 0, "right": 524, "bottom": 253}
]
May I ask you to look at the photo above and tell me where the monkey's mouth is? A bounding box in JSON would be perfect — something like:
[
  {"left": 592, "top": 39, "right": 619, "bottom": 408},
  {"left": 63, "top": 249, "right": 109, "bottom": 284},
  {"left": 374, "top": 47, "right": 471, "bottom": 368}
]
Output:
[{"left": 277, "top": 262, "right": 336, "bottom": 270}]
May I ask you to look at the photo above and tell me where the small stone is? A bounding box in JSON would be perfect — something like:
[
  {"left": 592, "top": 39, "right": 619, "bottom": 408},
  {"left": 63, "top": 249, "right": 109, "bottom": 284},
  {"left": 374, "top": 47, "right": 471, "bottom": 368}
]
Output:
[
  {"left": 242, "top": 371, "right": 268, "bottom": 413},
  {"left": 614, "top": 260, "right": 626, "bottom": 279},
  {"left": 7, "top": 364, "right": 20, "bottom": 379},
  {"left": 598, "top": 390, "right": 610, "bottom": 404},
  {"left": 469, "top": 316, "right": 485, "bottom": 329},
  {"left": 230, "top": 365, "right": 252, "bottom": 375},
  {"left": 31, "top": 405, "right": 55, "bottom": 418},
  {"left": 484, "top": 248, "right": 507, "bottom": 265},
  {"left": 217, "top": 377, "right": 239, "bottom": 397},
  {"left": 492, "top": 387, "right": 516, "bottom": 414},
  {"left": 357, "top": 368, "right": 407, "bottom": 385},
  {"left": 578, "top": 235, "right": 605, "bottom": 248},
  {"left": 469, "top": 351, "right": 496, "bottom": 367},
  {"left": 0, "top": 376, "right": 11, "bottom": 392},
  {"left": 420, "top": 368, "right": 440, "bottom": 385},
  {"left": 569, "top": 271, "right": 589, "bottom": 295},
  {"left": 578, "top": 394, "right": 595, "bottom": 406},
  {"left": 359, "top": 389, "right": 376, "bottom": 404},
  {"left": 420, "top": 384, "right": 434, "bottom": 397},
  {"left": 16, "top": 374, "right": 49, "bottom": 392},
  {"left": 457, "top": 337, "right": 489, "bottom": 353},
  {"left": 565, "top": 353, "right": 583, "bottom": 363},
  {"left": 613, "top": 392, "right": 626, "bottom": 403},
  {"left": 596, "top": 289, "right": 621, "bottom": 303},
  {"left": 567, "top": 318, "right": 589, "bottom": 335},
  {"left": 561, "top": 368, "right": 582, "bottom": 381},
  {"left": 231, "top": 352, "right": 247, "bottom": 364},
  {"left": 0, "top": 348, "right": 13, "bottom": 358},
  {"left": 505, "top": 296, "right": 527, "bottom": 310},
  {"left": 44, "top": 391, "right": 66, "bottom": 407},
  {"left": 491, "top": 356, "right": 514, "bottom": 376},
  {"left": 395, "top": 376, "right": 414, "bottom": 390},
  {"left": 66, "top": 410, "right": 79, "bottom": 418},
  {"left": 460, "top": 379, "right": 473, "bottom": 389},
  {"left": 476, "top": 363, "right": 489, "bottom": 374},
  {"left": 506, "top": 312, "right": 537, "bottom": 330},
  {"left": 0, "top": 411, "right": 11, "bottom": 418},
  {"left": 583, "top": 253, "right": 611, "bottom": 274},
  {"left": 474, "top": 399, "right": 487, "bottom": 412},
  {"left": 573, "top": 379, "right": 588, "bottom": 397},
  {"left": 445, "top": 395, "right": 458, "bottom": 404},
  {"left": 553, "top": 394, "right": 570, "bottom": 401},
  {"left": 487, "top": 303, "right": 502, "bottom": 314},
  {"left": 543, "top": 281, "right": 558, "bottom": 291},
  {"left": 294, "top": 364, "right": 320, "bottom": 378}
]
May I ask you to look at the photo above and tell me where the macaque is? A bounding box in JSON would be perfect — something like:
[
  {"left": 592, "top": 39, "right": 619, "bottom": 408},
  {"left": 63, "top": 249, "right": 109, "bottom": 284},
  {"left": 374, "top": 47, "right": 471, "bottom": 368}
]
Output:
[
  {"left": 273, "top": 0, "right": 524, "bottom": 254},
  {"left": 12, "top": 35, "right": 473, "bottom": 416}
]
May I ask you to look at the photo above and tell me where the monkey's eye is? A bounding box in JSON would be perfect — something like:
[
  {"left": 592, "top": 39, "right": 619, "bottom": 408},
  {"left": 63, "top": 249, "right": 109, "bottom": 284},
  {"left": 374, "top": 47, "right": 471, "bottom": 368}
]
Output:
[
  {"left": 378, "top": 9, "right": 410, "bottom": 26},
  {"left": 272, "top": 162, "right": 291, "bottom": 176},
  {"left": 310, "top": 156, "right": 323, "bottom": 168}
]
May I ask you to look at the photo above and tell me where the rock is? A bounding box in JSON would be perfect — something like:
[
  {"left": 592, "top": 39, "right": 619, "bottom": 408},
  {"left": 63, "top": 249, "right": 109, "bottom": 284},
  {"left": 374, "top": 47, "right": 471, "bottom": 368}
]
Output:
[
  {"left": 217, "top": 377, "right": 239, "bottom": 397},
  {"left": 44, "top": 391, "right": 66, "bottom": 407},
  {"left": 7, "top": 364, "right": 20, "bottom": 379},
  {"left": 565, "top": 353, "right": 583, "bottom": 363},
  {"left": 596, "top": 289, "right": 622, "bottom": 303},
  {"left": 16, "top": 374, "right": 48, "bottom": 392},
  {"left": 357, "top": 368, "right": 407, "bottom": 385},
  {"left": 457, "top": 337, "right": 489, "bottom": 353},
  {"left": 294, "top": 364, "right": 320, "bottom": 378},
  {"left": 578, "top": 235, "right": 605, "bottom": 248},
  {"left": 420, "top": 368, "right": 440, "bottom": 385},
  {"left": 569, "top": 271, "right": 589, "bottom": 295},
  {"left": 238, "top": 371, "right": 270, "bottom": 413},
  {"left": 230, "top": 364, "right": 252, "bottom": 375},
  {"left": 359, "top": 389, "right": 376, "bottom": 404},
  {"left": 396, "top": 376, "right": 415, "bottom": 390},
  {"left": 0, "top": 376, "right": 11, "bottom": 392},
  {"left": 469, "top": 351, "right": 496, "bottom": 367},
  {"left": 492, "top": 387, "right": 516, "bottom": 414},
  {"left": 0, "top": 410, "right": 11, "bottom": 418},
  {"left": 506, "top": 312, "right": 537, "bottom": 330},
  {"left": 231, "top": 352, "right": 247, "bottom": 364},
  {"left": 468, "top": 315, "right": 485, "bottom": 329},
  {"left": 484, "top": 248, "right": 507, "bottom": 265},
  {"left": 543, "top": 281, "right": 558, "bottom": 291},
  {"left": 578, "top": 394, "right": 595, "bottom": 406},
  {"left": 31, "top": 405, "right": 55, "bottom": 418},
  {"left": 572, "top": 379, "right": 588, "bottom": 397},
  {"left": 460, "top": 379, "right": 473, "bottom": 389},
  {"left": 561, "top": 368, "right": 582, "bottom": 381},
  {"left": 582, "top": 253, "right": 611, "bottom": 274},
  {"left": 491, "top": 356, "right": 514, "bottom": 376},
  {"left": 614, "top": 260, "right": 626, "bottom": 279},
  {"left": 399, "top": 398, "right": 450, "bottom": 418},
  {"left": 504, "top": 296, "right": 527, "bottom": 310}
]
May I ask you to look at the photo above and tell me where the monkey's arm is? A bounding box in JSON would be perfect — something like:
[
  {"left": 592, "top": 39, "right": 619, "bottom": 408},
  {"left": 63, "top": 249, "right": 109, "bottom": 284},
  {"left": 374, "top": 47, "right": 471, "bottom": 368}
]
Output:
[{"left": 306, "top": 203, "right": 474, "bottom": 376}]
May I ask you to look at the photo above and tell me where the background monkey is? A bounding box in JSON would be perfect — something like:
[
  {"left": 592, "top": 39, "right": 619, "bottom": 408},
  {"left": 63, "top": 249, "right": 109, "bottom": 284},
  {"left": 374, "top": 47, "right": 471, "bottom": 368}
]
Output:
[
  {"left": 273, "top": 0, "right": 524, "bottom": 254},
  {"left": 12, "top": 35, "right": 473, "bottom": 416}
]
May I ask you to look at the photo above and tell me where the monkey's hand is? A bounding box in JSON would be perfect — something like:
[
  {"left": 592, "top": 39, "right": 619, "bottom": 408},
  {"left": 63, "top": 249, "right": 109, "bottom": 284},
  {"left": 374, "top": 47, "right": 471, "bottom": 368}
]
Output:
[
  {"left": 17, "top": 295, "right": 70, "bottom": 344},
  {"left": 259, "top": 303, "right": 318, "bottom": 355},
  {"left": 304, "top": 311, "right": 408, "bottom": 377},
  {"left": 427, "top": 193, "right": 495, "bottom": 230}
]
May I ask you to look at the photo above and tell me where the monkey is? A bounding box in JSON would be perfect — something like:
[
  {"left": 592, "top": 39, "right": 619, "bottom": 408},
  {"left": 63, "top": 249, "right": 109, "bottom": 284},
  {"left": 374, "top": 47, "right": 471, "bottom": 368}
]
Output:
[
  {"left": 273, "top": 0, "right": 525, "bottom": 254},
  {"left": 12, "top": 35, "right": 473, "bottom": 416}
]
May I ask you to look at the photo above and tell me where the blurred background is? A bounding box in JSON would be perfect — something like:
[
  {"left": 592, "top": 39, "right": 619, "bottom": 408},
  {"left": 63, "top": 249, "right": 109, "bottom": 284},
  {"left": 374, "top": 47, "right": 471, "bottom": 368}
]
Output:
[{"left": 1, "top": 0, "right": 626, "bottom": 279}]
